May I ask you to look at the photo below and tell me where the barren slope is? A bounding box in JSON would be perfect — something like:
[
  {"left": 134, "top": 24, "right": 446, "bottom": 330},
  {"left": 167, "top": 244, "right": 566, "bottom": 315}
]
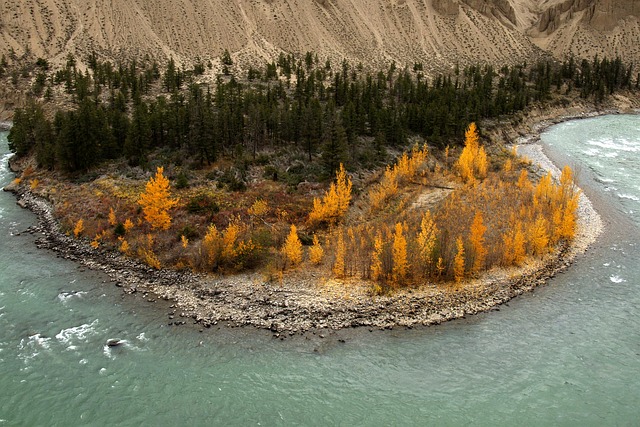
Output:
[
  {"left": 1, "top": 0, "right": 542, "bottom": 71},
  {"left": 0, "top": 0, "right": 639, "bottom": 71},
  {"left": 530, "top": 0, "right": 640, "bottom": 62}
]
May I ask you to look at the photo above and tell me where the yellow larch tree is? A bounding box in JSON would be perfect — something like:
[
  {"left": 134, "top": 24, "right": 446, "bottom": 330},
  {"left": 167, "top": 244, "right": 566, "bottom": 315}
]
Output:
[
  {"left": 73, "top": 219, "right": 84, "bottom": 238},
  {"left": 529, "top": 215, "right": 549, "bottom": 255},
  {"left": 221, "top": 220, "right": 241, "bottom": 262},
  {"left": 503, "top": 222, "right": 526, "bottom": 266},
  {"left": 534, "top": 172, "right": 554, "bottom": 208},
  {"left": 370, "top": 232, "right": 384, "bottom": 281},
  {"left": 123, "top": 218, "right": 134, "bottom": 233},
  {"left": 517, "top": 169, "right": 533, "bottom": 193},
  {"left": 469, "top": 210, "right": 488, "bottom": 274},
  {"left": 309, "top": 235, "right": 324, "bottom": 265},
  {"left": 453, "top": 236, "right": 466, "bottom": 283},
  {"left": 108, "top": 208, "right": 117, "bottom": 226},
  {"left": 333, "top": 231, "right": 346, "bottom": 278},
  {"left": 457, "top": 123, "right": 488, "bottom": 183},
  {"left": 138, "top": 167, "right": 179, "bottom": 230},
  {"left": 202, "top": 224, "right": 222, "bottom": 269},
  {"left": 119, "top": 238, "right": 130, "bottom": 254},
  {"left": 416, "top": 210, "right": 438, "bottom": 276},
  {"left": 308, "top": 164, "right": 352, "bottom": 227},
  {"left": 138, "top": 234, "right": 161, "bottom": 269},
  {"left": 392, "top": 222, "right": 408, "bottom": 284},
  {"left": 282, "top": 224, "right": 303, "bottom": 267},
  {"left": 247, "top": 199, "right": 269, "bottom": 217},
  {"left": 560, "top": 194, "right": 579, "bottom": 241}
]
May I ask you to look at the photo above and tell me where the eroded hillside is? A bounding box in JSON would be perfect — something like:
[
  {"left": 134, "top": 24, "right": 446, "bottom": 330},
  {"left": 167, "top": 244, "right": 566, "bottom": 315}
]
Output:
[{"left": 0, "top": 0, "right": 639, "bottom": 71}]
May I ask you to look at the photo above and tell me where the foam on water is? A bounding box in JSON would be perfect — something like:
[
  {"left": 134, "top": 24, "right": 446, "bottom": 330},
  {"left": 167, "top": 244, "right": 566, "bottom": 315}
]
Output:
[
  {"left": 617, "top": 193, "right": 640, "bottom": 202},
  {"left": 588, "top": 137, "right": 640, "bottom": 152},
  {"left": 55, "top": 319, "right": 99, "bottom": 345},
  {"left": 57, "top": 290, "right": 88, "bottom": 303},
  {"left": 610, "top": 275, "right": 626, "bottom": 284},
  {"left": 17, "top": 334, "right": 52, "bottom": 366}
]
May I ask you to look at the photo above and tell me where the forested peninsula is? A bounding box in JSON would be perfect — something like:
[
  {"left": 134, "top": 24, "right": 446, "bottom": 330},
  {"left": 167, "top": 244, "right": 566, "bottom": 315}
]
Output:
[{"left": 3, "top": 52, "right": 637, "bottom": 333}]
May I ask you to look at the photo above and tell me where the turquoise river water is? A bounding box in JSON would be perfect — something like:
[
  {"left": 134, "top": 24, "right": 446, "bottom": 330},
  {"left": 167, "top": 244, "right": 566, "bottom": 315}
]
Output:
[{"left": 1, "top": 115, "right": 639, "bottom": 425}]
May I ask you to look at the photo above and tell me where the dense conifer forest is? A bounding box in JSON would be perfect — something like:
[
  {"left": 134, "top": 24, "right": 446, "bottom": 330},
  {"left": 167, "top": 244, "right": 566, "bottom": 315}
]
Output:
[{"left": 8, "top": 53, "right": 636, "bottom": 176}]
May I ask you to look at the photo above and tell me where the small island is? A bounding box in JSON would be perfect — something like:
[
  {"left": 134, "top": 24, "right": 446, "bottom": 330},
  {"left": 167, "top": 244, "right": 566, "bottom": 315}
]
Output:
[{"left": 3, "top": 53, "right": 635, "bottom": 335}]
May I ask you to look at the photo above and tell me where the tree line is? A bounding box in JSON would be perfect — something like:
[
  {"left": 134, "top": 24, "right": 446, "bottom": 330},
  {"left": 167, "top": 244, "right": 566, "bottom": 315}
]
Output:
[{"left": 8, "top": 52, "right": 637, "bottom": 178}]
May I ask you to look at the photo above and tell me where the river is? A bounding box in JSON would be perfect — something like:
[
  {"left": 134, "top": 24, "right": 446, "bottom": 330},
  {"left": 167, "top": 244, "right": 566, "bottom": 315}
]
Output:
[{"left": 1, "top": 115, "right": 639, "bottom": 425}]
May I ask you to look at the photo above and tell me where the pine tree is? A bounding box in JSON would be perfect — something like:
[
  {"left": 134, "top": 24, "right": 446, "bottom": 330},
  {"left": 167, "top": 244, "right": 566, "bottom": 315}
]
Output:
[{"left": 138, "top": 166, "right": 179, "bottom": 230}]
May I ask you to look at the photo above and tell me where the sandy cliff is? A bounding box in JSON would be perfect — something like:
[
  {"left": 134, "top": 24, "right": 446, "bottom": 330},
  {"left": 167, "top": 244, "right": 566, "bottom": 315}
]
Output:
[{"left": 0, "top": 0, "right": 638, "bottom": 70}]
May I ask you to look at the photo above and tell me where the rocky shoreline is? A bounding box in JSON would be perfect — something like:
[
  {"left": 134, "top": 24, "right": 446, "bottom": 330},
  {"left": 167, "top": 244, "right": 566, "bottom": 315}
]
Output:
[{"left": 3, "top": 112, "right": 609, "bottom": 337}]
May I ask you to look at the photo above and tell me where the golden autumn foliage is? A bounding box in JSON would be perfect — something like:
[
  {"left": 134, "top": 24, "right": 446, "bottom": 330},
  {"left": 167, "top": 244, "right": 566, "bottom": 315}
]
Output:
[
  {"left": 392, "top": 223, "right": 409, "bottom": 284},
  {"left": 138, "top": 234, "right": 161, "bottom": 269},
  {"left": 282, "top": 224, "right": 303, "bottom": 267},
  {"left": 202, "top": 224, "right": 222, "bottom": 268},
  {"left": 73, "top": 219, "right": 84, "bottom": 238},
  {"left": 502, "top": 222, "right": 526, "bottom": 266},
  {"left": 369, "top": 144, "right": 429, "bottom": 211},
  {"left": 308, "top": 164, "right": 352, "bottom": 228},
  {"left": 528, "top": 215, "right": 550, "bottom": 255},
  {"left": 119, "top": 238, "right": 131, "bottom": 254},
  {"left": 457, "top": 123, "right": 488, "bottom": 183},
  {"left": 108, "top": 208, "right": 117, "bottom": 226},
  {"left": 123, "top": 218, "right": 134, "bottom": 233},
  {"left": 370, "top": 232, "right": 384, "bottom": 282},
  {"left": 469, "top": 211, "right": 487, "bottom": 274},
  {"left": 58, "top": 112, "right": 582, "bottom": 294},
  {"left": 200, "top": 219, "right": 259, "bottom": 272},
  {"left": 416, "top": 211, "right": 438, "bottom": 276},
  {"left": 248, "top": 199, "right": 269, "bottom": 217},
  {"left": 453, "top": 236, "right": 466, "bottom": 283},
  {"left": 138, "top": 167, "right": 179, "bottom": 230},
  {"left": 333, "top": 231, "right": 346, "bottom": 278},
  {"left": 309, "top": 235, "right": 324, "bottom": 265}
]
